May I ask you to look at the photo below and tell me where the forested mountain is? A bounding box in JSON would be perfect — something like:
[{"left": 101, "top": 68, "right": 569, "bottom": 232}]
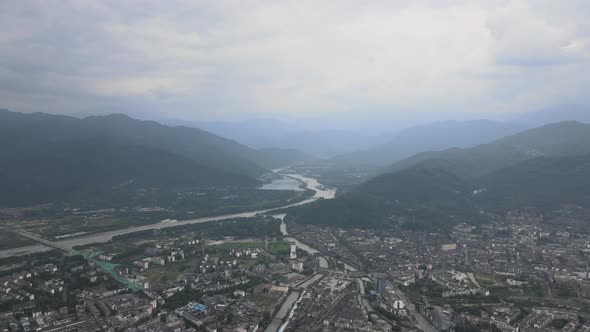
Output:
[
  {"left": 389, "top": 121, "right": 590, "bottom": 178},
  {"left": 0, "top": 110, "right": 271, "bottom": 175},
  {"left": 286, "top": 122, "right": 590, "bottom": 231},
  {"left": 476, "top": 154, "right": 590, "bottom": 211},
  {"left": 286, "top": 165, "right": 480, "bottom": 230},
  {"left": 0, "top": 138, "right": 258, "bottom": 207},
  {"left": 0, "top": 110, "right": 298, "bottom": 207},
  {"left": 331, "top": 120, "right": 524, "bottom": 166}
]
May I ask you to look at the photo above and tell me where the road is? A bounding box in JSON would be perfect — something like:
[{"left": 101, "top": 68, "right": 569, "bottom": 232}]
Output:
[
  {"left": 356, "top": 278, "right": 374, "bottom": 317},
  {"left": 0, "top": 228, "right": 73, "bottom": 254},
  {"left": 0, "top": 172, "right": 336, "bottom": 258},
  {"left": 318, "top": 256, "right": 329, "bottom": 269},
  {"left": 468, "top": 272, "right": 482, "bottom": 289},
  {"left": 308, "top": 292, "right": 347, "bottom": 332},
  {"left": 395, "top": 286, "right": 436, "bottom": 332},
  {"left": 296, "top": 273, "right": 324, "bottom": 290}
]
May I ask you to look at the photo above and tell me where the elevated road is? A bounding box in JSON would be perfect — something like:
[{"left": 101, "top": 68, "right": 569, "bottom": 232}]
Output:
[{"left": 0, "top": 227, "right": 72, "bottom": 254}]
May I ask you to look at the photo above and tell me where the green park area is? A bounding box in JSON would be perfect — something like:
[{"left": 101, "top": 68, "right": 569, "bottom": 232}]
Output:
[{"left": 0, "top": 230, "right": 35, "bottom": 250}]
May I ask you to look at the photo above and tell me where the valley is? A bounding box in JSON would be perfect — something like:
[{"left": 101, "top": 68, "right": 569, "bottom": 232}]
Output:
[
  {"left": 0, "top": 171, "right": 335, "bottom": 257},
  {"left": 3, "top": 4, "right": 590, "bottom": 330},
  {"left": 2, "top": 110, "right": 590, "bottom": 332}
]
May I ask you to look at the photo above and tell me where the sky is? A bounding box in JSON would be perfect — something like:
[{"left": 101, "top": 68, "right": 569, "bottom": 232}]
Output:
[{"left": 1, "top": 0, "right": 589, "bottom": 124}]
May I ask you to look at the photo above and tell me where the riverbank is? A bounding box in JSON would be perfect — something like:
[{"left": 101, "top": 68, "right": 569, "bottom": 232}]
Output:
[
  {"left": 0, "top": 172, "right": 336, "bottom": 258},
  {"left": 265, "top": 273, "right": 325, "bottom": 332}
]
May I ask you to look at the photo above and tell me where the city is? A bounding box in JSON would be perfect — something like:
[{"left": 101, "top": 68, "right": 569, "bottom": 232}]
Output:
[
  {"left": 2, "top": 1, "right": 590, "bottom": 331},
  {"left": 3, "top": 168, "right": 590, "bottom": 331}
]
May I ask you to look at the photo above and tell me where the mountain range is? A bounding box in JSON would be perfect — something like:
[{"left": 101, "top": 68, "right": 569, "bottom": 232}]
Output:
[
  {"left": 0, "top": 110, "right": 306, "bottom": 207},
  {"left": 389, "top": 121, "right": 590, "bottom": 177},
  {"left": 3, "top": 106, "right": 590, "bottom": 215},
  {"left": 330, "top": 120, "right": 525, "bottom": 166},
  {"left": 193, "top": 118, "right": 381, "bottom": 157},
  {"left": 516, "top": 103, "right": 590, "bottom": 126},
  {"left": 187, "top": 104, "right": 589, "bottom": 160},
  {"left": 286, "top": 121, "right": 590, "bottom": 231}
]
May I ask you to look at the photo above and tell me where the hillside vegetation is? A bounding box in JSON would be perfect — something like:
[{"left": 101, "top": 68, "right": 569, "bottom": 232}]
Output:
[
  {"left": 287, "top": 122, "right": 590, "bottom": 231},
  {"left": 0, "top": 110, "right": 302, "bottom": 207}
]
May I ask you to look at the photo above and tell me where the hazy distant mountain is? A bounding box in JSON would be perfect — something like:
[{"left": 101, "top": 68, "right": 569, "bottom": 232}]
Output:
[
  {"left": 331, "top": 120, "right": 524, "bottom": 166},
  {"left": 390, "top": 121, "right": 590, "bottom": 178},
  {"left": 193, "top": 118, "right": 302, "bottom": 148},
  {"left": 194, "top": 119, "right": 380, "bottom": 157},
  {"left": 0, "top": 110, "right": 287, "bottom": 207},
  {"left": 517, "top": 104, "right": 590, "bottom": 126},
  {"left": 287, "top": 121, "right": 590, "bottom": 230},
  {"left": 193, "top": 117, "right": 523, "bottom": 159},
  {"left": 257, "top": 148, "right": 315, "bottom": 169}
]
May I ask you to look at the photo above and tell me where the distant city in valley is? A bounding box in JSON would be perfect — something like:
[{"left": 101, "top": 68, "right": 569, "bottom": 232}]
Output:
[
  {"left": 2, "top": 107, "right": 590, "bottom": 332},
  {"left": 2, "top": 1, "right": 590, "bottom": 331}
]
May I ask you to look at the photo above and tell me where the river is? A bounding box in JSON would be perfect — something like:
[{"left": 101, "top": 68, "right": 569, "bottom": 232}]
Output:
[
  {"left": 265, "top": 291, "right": 301, "bottom": 332},
  {"left": 260, "top": 176, "right": 304, "bottom": 191},
  {"left": 275, "top": 215, "right": 320, "bottom": 255},
  {"left": 265, "top": 273, "right": 325, "bottom": 332},
  {"left": 0, "top": 172, "right": 336, "bottom": 258}
]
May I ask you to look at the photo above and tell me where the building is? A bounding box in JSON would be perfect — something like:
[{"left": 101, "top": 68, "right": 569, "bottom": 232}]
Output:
[
  {"left": 290, "top": 242, "right": 297, "bottom": 260},
  {"left": 441, "top": 243, "right": 457, "bottom": 251}
]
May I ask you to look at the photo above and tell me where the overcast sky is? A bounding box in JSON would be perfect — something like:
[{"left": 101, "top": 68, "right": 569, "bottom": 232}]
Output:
[{"left": 1, "top": 0, "right": 589, "bottom": 122}]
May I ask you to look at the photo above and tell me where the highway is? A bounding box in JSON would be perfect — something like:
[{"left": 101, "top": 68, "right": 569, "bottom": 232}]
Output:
[{"left": 0, "top": 227, "right": 73, "bottom": 255}]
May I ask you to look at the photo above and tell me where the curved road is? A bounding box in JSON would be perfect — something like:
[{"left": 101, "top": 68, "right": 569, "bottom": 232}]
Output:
[{"left": 0, "top": 173, "right": 335, "bottom": 258}]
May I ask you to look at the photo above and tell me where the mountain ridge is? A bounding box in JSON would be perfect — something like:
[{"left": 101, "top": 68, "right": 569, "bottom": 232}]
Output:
[
  {"left": 286, "top": 121, "right": 590, "bottom": 231},
  {"left": 330, "top": 120, "right": 525, "bottom": 167},
  {"left": 0, "top": 109, "right": 292, "bottom": 207},
  {"left": 389, "top": 121, "right": 590, "bottom": 178}
]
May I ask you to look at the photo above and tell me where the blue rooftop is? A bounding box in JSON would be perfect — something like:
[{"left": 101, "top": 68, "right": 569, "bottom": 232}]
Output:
[{"left": 192, "top": 303, "right": 207, "bottom": 312}]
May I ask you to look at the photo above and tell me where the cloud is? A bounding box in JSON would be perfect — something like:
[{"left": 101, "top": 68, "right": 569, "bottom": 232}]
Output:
[
  {"left": 487, "top": 1, "right": 586, "bottom": 67},
  {"left": 0, "top": 0, "right": 589, "bottom": 120}
]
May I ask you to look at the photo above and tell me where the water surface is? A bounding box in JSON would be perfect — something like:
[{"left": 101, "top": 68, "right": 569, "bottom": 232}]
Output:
[{"left": 260, "top": 176, "right": 304, "bottom": 191}]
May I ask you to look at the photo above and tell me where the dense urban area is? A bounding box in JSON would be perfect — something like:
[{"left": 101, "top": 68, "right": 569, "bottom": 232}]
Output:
[
  {"left": 2, "top": 165, "right": 590, "bottom": 332},
  {"left": 4, "top": 1, "right": 590, "bottom": 331},
  {"left": 3, "top": 109, "right": 590, "bottom": 332}
]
